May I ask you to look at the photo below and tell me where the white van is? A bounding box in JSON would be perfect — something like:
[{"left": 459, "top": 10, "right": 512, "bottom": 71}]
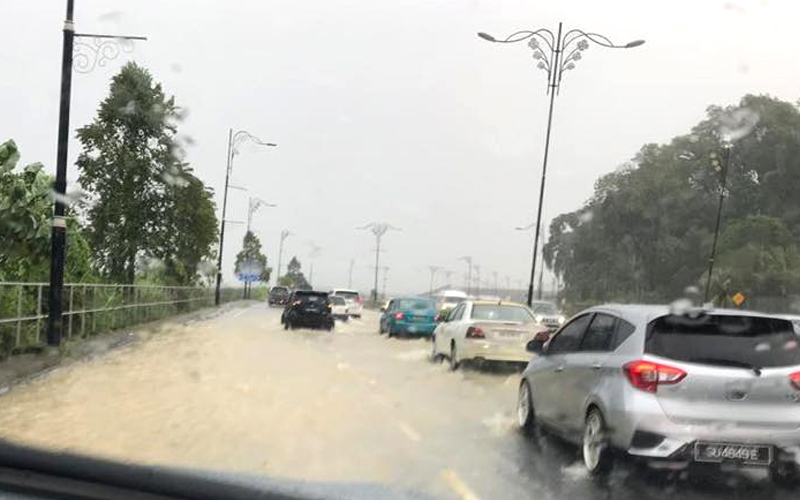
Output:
[
  {"left": 437, "top": 290, "right": 467, "bottom": 311},
  {"left": 329, "top": 289, "right": 364, "bottom": 318}
]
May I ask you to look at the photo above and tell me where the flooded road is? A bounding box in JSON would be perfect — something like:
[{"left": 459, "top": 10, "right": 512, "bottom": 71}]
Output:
[{"left": 0, "top": 304, "right": 793, "bottom": 500}]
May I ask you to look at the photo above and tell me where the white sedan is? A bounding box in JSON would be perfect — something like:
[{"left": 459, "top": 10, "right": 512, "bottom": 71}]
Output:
[{"left": 432, "top": 300, "right": 548, "bottom": 370}]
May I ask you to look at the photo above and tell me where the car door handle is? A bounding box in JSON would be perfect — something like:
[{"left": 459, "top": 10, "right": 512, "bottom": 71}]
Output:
[
  {"left": 554, "top": 365, "right": 566, "bottom": 373},
  {"left": 590, "top": 363, "right": 603, "bottom": 370}
]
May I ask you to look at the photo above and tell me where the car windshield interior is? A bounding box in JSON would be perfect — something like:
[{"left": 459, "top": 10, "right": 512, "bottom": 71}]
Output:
[{"left": 471, "top": 305, "right": 534, "bottom": 323}]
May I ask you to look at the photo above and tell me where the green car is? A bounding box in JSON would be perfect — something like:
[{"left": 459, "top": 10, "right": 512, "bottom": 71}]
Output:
[{"left": 379, "top": 297, "right": 439, "bottom": 337}]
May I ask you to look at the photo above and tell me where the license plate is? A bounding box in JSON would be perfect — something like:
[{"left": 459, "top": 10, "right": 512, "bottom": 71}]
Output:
[
  {"left": 499, "top": 331, "right": 522, "bottom": 337},
  {"left": 694, "top": 442, "right": 772, "bottom": 466}
]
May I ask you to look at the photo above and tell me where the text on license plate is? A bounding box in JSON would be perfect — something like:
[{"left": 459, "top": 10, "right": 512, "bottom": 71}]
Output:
[{"left": 694, "top": 442, "right": 772, "bottom": 465}]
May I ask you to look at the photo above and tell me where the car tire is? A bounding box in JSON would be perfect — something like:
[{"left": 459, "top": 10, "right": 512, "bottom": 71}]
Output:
[
  {"left": 582, "top": 408, "right": 614, "bottom": 477},
  {"left": 431, "top": 336, "right": 443, "bottom": 362},
  {"left": 770, "top": 461, "right": 800, "bottom": 488},
  {"left": 449, "top": 343, "right": 460, "bottom": 371},
  {"left": 284, "top": 320, "right": 291, "bottom": 330},
  {"left": 517, "top": 380, "right": 536, "bottom": 436}
]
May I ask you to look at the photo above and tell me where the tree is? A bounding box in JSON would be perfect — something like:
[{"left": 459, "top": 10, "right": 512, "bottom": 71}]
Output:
[
  {"left": 0, "top": 139, "right": 93, "bottom": 282},
  {"left": 545, "top": 95, "right": 800, "bottom": 307},
  {"left": 76, "top": 62, "right": 216, "bottom": 285},
  {"left": 234, "top": 231, "right": 271, "bottom": 296},
  {"left": 277, "top": 256, "right": 311, "bottom": 290}
]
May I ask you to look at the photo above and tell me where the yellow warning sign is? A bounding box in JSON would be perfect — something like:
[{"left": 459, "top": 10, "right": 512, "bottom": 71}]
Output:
[{"left": 731, "top": 292, "right": 746, "bottom": 306}]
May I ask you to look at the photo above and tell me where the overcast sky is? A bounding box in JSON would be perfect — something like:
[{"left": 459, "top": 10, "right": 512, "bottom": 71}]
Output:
[{"left": 3, "top": 0, "right": 799, "bottom": 295}]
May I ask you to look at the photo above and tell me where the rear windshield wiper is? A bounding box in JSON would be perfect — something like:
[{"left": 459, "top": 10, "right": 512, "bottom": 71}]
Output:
[{"left": 688, "top": 357, "right": 762, "bottom": 376}]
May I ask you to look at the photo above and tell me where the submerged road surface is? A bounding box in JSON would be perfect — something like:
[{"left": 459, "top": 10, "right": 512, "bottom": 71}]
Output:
[{"left": 0, "top": 303, "right": 792, "bottom": 500}]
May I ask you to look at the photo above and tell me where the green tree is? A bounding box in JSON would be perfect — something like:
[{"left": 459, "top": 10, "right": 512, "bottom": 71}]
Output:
[
  {"left": 277, "top": 256, "right": 310, "bottom": 290},
  {"left": 76, "top": 62, "right": 215, "bottom": 285},
  {"left": 0, "top": 139, "right": 93, "bottom": 282},
  {"left": 234, "top": 231, "right": 271, "bottom": 284},
  {"left": 545, "top": 95, "right": 800, "bottom": 308}
]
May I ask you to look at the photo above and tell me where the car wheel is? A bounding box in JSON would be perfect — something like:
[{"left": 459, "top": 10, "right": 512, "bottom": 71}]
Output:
[
  {"left": 284, "top": 320, "right": 291, "bottom": 330},
  {"left": 449, "top": 343, "right": 460, "bottom": 371},
  {"left": 431, "top": 336, "right": 443, "bottom": 362},
  {"left": 770, "top": 460, "right": 800, "bottom": 488},
  {"left": 517, "top": 380, "right": 536, "bottom": 435},
  {"left": 582, "top": 408, "right": 614, "bottom": 477}
]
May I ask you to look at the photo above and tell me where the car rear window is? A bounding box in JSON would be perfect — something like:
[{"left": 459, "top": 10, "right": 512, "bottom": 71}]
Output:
[
  {"left": 330, "top": 296, "right": 346, "bottom": 305},
  {"left": 271, "top": 287, "right": 288, "bottom": 296},
  {"left": 296, "top": 293, "right": 325, "bottom": 303},
  {"left": 471, "top": 305, "right": 534, "bottom": 323},
  {"left": 646, "top": 314, "right": 800, "bottom": 368},
  {"left": 334, "top": 291, "right": 359, "bottom": 300},
  {"left": 397, "top": 299, "right": 436, "bottom": 310}
]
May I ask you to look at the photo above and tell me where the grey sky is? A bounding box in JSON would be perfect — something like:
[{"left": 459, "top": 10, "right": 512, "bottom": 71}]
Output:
[{"left": 3, "top": 0, "right": 799, "bottom": 295}]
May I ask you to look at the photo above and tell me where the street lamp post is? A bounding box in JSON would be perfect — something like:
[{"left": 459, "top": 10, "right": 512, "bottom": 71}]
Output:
[
  {"left": 479, "top": 24, "right": 643, "bottom": 307},
  {"left": 276, "top": 229, "right": 292, "bottom": 285},
  {"left": 704, "top": 143, "right": 733, "bottom": 304},
  {"left": 47, "top": 0, "right": 146, "bottom": 346},
  {"left": 358, "top": 222, "right": 401, "bottom": 305},
  {"left": 427, "top": 265, "right": 440, "bottom": 296},
  {"left": 460, "top": 256, "right": 473, "bottom": 295},
  {"left": 515, "top": 222, "right": 547, "bottom": 300},
  {"left": 214, "top": 129, "right": 277, "bottom": 306}
]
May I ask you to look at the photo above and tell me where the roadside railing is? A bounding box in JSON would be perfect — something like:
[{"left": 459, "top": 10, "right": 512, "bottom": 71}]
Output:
[{"left": 0, "top": 282, "right": 241, "bottom": 358}]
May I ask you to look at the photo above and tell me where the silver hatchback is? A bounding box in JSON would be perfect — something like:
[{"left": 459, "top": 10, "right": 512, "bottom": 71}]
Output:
[{"left": 517, "top": 304, "right": 800, "bottom": 485}]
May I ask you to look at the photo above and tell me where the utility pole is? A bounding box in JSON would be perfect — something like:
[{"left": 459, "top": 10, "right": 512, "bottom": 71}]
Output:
[
  {"left": 460, "top": 256, "right": 473, "bottom": 295},
  {"left": 276, "top": 229, "right": 291, "bottom": 284},
  {"left": 348, "top": 259, "right": 355, "bottom": 288},
  {"left": 444, "top": 269, "right": 453, "bottom": 288},
  {"left": 474, "top": 264, "right": 482, "bottom": 297},
  {"left": 47, "top": 0, "right": 146, "bottom": 346},
  {"left": 309, "top": 263, "right": 314, "bottom": 288},
  {"left": 492, "top": 271, "right": 499, "bottom": 296},
  {"left": 427, "top": 266, "right": 440, "bottom": 296},
  {"left": 357, "top": 222, "right": 401, "bottom": 305}
]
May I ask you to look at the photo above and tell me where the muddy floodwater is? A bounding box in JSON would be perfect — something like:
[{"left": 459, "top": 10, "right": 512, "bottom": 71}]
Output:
[{"left": 0, "top": 304, "right": 792, "bottom": 500}]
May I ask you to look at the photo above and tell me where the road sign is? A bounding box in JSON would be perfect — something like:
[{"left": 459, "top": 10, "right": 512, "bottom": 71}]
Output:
[
  {"left": 237, "top": 273, "right": 260, "bottom": 283},
  {"left": 731, "top": 292, "right": 746, "bottom": 307}
]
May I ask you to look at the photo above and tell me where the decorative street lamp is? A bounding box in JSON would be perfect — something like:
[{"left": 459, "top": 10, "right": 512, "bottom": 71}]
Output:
[
  {"left": 478, "top": 23, "right": 644, "bottom": 307},
  {"left": 357, "top": 222, "right": 401, "bottom": 305},
  {"left": 47, "top": 0, "right": 146, "bottom": 346},
  {"left": 214, "top": 130, "right": 277, "bottom": 305}
]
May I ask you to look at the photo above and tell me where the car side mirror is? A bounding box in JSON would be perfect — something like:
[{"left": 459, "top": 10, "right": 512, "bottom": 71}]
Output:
[
  {"left": 436, "top": 312, "right": 448, "bottom": 323},
  {"left": 526, "top": 331, "right": 550, "bottom": 354}
]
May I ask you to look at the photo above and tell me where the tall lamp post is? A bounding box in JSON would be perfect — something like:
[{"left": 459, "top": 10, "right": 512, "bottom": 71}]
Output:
[
  {"left": 515, "top": 222, "right": 548, "bottom": 300},
  {"left": 704, "top": 143, "right": 733, "bottom": 304},
  {"left": 215, "top": 129, "right": 277, "bottom": 305},
  {"left": 276, "top": 229, "right": 292, "bottom": 284},
  {"left": 427, "top": 265, "right": 440, "bottom": 296},
  {"left": 47, "top": 0, "right": 146, "bottom": 346},
  {"left": 460, "top": 256, "right": 473, "bottom": 295},
  {"left": 478, "top": 23, "right": 644, "bottom": 307},
  {"left": 357, "top": 222, "right": 401, "bottom": 305}
]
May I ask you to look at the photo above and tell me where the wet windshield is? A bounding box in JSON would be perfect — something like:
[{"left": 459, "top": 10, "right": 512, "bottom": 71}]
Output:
[{"left": 3, "top": 1, "right": 800, "bottom": 499}]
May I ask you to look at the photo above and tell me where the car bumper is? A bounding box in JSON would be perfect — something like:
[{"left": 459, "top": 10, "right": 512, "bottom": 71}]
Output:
[
  {"left": 610, "top": 390, "right": 800, "bottom": 466},
  {"left": 391, "top": 321, "right": 436, "bottom": 335},
  {"left": 459, "top": 340, "right": 530, "bottom": 363}
]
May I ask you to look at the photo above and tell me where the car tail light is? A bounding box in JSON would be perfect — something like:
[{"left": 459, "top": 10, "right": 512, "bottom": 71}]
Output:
[
  {"left": 395, "top": 312, "right": 405, "bottom": 320},
  {"left": 357, "top": 296, "right": 364, "bottom": 305},
  {"left": 623, "top": 360, "right": 686, "bottom": 393},
  {"left": 466, "top": 326, "right": 485, "bottom": 339},
  {"left": 789, "top": 372, "right": 800, "bottom": 390}
]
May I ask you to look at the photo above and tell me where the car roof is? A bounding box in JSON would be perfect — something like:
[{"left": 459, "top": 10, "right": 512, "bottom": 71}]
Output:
[
  {"left": 331, "top": 289, "right": 359, "bottom": 293},
  {"left": 470, "top": 300, "right": 528, "bottom": 308},
  {"left": 581, "top": 303, "right": 785, "bottom": 325},
  {"left": 294, "top": 290, "right": 327, "bottom": 296}
]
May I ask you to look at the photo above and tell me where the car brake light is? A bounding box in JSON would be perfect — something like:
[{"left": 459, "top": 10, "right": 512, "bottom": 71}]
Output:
[
  {"left": 789, "top": 372, "right": 800, "bottom": 390},
  {"left": 395, "top": 312, "right": 405, "bottom": 320},
  {"left": 623, "top": 360, "right": 686, "bottom": 393},
  {"left": 466, "top": 326, "right": 485, "bottom": 339}
]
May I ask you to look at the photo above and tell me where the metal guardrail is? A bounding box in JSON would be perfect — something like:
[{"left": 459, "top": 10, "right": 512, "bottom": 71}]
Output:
[{"left": 0, "top": 282, "right": 241, "bottom": 358}]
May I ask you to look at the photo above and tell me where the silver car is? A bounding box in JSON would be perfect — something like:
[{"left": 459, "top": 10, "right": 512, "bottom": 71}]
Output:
[{"left": 517, "top": 304, "right": 800, "bottom": 485}]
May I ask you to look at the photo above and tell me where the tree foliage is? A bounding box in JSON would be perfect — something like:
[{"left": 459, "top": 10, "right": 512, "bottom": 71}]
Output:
[
  {"left": 76, "top": 62, "right": 217, "bottom": 285},
  {"left": 545, "top": 95, "right": 800, "bottom": 309},
  {"left": 277, "top": 256, "right": 311, "bottom": 290},
  {"left": 0, "top": 139, "right": 93, "bottom": 282},
  {"left": 234, "top": 231, "right": 271, "bottom": 283}
]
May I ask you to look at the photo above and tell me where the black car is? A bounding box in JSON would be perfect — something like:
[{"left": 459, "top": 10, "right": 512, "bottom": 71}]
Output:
[
  {"left": 281, "top": 290, "right": 334, "bottom": 331},
  {"left": 268, "top": 285, "right": 290, "bottom": 306}
]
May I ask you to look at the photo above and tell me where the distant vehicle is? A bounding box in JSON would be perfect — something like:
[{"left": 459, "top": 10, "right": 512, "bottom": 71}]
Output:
[
  {"left": 268, "top": 286, "right": 290, "bottom": 306},
  {"left": 518, "top": 304, "right": 800, "bottom": 484},
  {"left": 281, "top": 290, "right": 334, "bottom": 331},
  {"left": 330, "top": 289, "right": 363, "bottom": 318},
  {"left": 329, "top": 295, "right": 350, "bottom": 321},
  {"left": 379, "top": 297, "right": 438, "bottom": 337},
  {"left": 432, "top": 300, "right": 547, "bottom": 370},
  {"left": 436, "top": 290, "right": 467, "bottom": 311},
  {"left": 530, "top": 300, "right": 565, "bottom": 332}
]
